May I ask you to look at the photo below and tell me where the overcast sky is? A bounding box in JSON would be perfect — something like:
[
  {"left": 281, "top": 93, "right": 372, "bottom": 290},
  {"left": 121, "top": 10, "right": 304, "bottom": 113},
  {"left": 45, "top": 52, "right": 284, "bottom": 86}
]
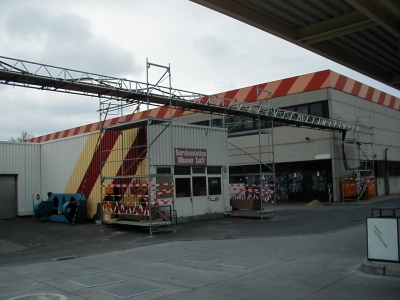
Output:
[{"left": 0, "top": 0, "right": 399, "bottom": 141}]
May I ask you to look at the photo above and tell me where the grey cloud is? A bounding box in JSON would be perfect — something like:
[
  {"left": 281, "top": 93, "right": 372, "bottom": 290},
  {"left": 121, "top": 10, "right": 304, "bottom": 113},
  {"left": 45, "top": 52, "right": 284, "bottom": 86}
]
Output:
[
  {"left": 0, "top": 87, "right": 99, "bottom": 140},
  {"left": 5, "top": 7, "right": 90, "bottom": 40},
  {"left": 4, "top": 6, "right": 140, "bottom": 77},
  {"left": 193, "top": 35, "right": 241, "bottom": 63}
]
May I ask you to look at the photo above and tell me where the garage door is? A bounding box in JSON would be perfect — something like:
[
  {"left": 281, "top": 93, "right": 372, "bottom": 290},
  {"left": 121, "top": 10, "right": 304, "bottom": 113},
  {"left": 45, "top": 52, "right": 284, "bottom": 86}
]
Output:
[{"left": 0, "top": 175, "right": 17, "bottom": 218}]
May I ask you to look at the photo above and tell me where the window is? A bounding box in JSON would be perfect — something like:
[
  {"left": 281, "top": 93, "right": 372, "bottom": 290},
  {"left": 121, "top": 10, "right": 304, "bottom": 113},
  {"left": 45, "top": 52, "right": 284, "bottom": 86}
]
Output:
[
  {"left": 247, "top": 165, "right": 261, "bottom": 173},
  {"left": 230, "top": 164, "right": 273, "bottom": 175},
  {"left": 208, "top": 177, "right": 221, "bottom": 195},
  {"left": 229, "top": 176, "right": 246, "bottom": 184},
  {"left": 375, "top": 160, "right": 400, "bottom": 177},
  {"left": 175, "top": 178, "right": 191, "bottom": 197},
  {"left": 191, "top": 119, "right": 223, "bottom": 127},
  {"left": 156, "top": 167, "right": 171, "bottom": 174},
  {"left": 310, "top": 102, "right": 323, "bottom": 117},
  {"left": 192, "top": 176, "right": 207, "bottom": 196},
  {"left": 255, "top": 119, "right": 266, "bottom": 129},
  {"left": 175, "top": 167, "right": 223, "bottom": 198},
  {"left": 232, "top": 117, "right": 244, "bottom": 131},
  {"left": 211, "top": 119, "right": 222, "bottom": 127},
  {"left": 296, "top": 104, "right": 308, "bottom": 115},
  {"left": 284, "top": 106, "right": 295, "bottom": 112},
  {"left": 174, "top": 166, "right": 191, "bottom": 175},
  {"left": 243, "top": 118, "right": 253, "bottom": 129},
  {"left": 281, "top": 101, "right": 329, "bottom": 118},
  {"left": 193, "top": 167, "right": 206, "bottom": 174},
  {"left": 191, "top": 120, "right": 209, "bottom": 126},
  {"left": 208, "top": 166, "right": 221, "bottom": 174},
  {"left": 190, "top": 101, "right": 329, "bottom": 134}
]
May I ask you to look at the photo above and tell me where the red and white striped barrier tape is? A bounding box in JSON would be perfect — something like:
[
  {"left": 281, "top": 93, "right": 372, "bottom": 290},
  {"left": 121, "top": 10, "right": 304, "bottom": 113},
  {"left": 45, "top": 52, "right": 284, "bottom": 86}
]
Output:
[
  {"left": 149, "top": 190, "right": 174, "bottom": 195},
  {"left": 103, "top": 199, "right": 174, "bottom": 209},
  {"left": 230, "top": 189, "right": 275, "bottom": 193},
  {"left": 151, "top": 200, "right": 174, "bottom": 205},
  {"left": 231, "top": 190, "right": 275, "bottom": 199},
  {"left": 229, "top": 184, "right": 275, "bottom": 187},
  {"left": 103, "top": 201, "right": 152, "bottom": 216},
  {"left": 103, "top": 190, "right": 174, "bottom": 198},
  {"left": 102, "top": 183, "right": 173, "bottom": 187},
  {"left": 230, "top": 188, "right": 275, "bottom": 192}
]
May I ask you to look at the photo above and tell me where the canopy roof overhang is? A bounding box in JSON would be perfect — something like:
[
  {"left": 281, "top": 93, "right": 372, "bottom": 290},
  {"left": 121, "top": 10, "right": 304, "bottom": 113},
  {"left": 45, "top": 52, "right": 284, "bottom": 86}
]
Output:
[{"left": 191, "top": 0, "right": 400, "bottom": 91}]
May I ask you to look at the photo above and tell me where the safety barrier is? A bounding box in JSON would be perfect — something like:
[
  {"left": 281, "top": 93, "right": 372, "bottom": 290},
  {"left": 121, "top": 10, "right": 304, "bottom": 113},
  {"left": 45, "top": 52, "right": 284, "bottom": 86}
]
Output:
[
  {"left": 101, "top": 182, "right": 174, "bottom": 198},
  {"left": 229, "top": 184, "right": 275, "bottom": 203},
  {"left": 101, "top": 182, "right": 174, "bottom": 223},
  {"left": 341, "top": 177, "right": 375, "bottom": 198}
]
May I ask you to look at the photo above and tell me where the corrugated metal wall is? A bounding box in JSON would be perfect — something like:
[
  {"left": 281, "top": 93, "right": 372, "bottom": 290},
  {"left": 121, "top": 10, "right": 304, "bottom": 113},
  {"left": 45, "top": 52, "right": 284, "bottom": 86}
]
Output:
[
  {"left": 150, "top": 124, "right": 228, "bottom": 166},
  {"left": 63, "top": 131, "right": 103, "bottom": 219},
  {"left": 41, "top": 134, "right": 89, "bottom": 198},
  {"left": 40, "top": 129, "right": 147, "bottom": 219},
  {"left": 149, "top": 123, "right": 230, "bottom": 217},
  {"left": 0, "top": 142, "right": 41, "bottom": 216},
  {"left": 0, "top": 124, "right": 229, "bottom": 218},
  {"left": 61, "top": 129, "right": 147, "bottom": 219}
]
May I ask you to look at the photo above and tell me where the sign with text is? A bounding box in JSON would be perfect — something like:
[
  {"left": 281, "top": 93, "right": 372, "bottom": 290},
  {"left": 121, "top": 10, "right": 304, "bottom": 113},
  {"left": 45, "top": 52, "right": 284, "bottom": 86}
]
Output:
[{"left": 174, "top": 148, "right": 207, "bottom": 166}]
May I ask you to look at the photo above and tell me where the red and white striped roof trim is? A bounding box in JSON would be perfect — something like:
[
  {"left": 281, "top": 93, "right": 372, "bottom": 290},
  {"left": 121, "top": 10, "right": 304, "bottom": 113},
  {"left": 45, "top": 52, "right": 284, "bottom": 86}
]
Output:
[{"left": 26, "top": 70, "right": 399, "bottom": 143}]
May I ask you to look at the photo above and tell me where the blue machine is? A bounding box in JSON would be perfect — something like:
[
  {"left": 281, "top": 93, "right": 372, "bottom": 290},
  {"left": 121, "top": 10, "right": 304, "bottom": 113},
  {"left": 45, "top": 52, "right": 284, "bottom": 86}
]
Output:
[{"left": 34, "top": 193, "right": 87, "bottom": 224}]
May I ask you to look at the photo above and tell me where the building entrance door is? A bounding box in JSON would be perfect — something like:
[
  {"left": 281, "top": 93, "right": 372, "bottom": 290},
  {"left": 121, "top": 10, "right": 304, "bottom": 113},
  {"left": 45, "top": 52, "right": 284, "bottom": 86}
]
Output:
[
  {"left": 192, "top": 175, "right": 208, "bottom": 215},
  {"left": 174, "top": 166, "right": 224, "bottom": 218},
  {"left": 0, "top": 175, "right": 17, "bottom": 218},
  {"left": 208, "top": 176, "right": 223, "bottom": 213}
]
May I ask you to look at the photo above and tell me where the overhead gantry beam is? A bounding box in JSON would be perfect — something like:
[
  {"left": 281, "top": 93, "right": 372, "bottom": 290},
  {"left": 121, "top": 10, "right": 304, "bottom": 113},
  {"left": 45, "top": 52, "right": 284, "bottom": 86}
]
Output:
[{"left": 0, "top": 56, "right": 364, "bottom": 132}]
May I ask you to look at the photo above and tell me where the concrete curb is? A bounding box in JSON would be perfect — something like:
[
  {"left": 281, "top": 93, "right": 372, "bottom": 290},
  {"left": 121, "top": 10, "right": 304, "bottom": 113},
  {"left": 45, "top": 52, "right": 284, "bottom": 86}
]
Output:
[{"left": 360, "top": 259, "right": 400, "bottom": 277}]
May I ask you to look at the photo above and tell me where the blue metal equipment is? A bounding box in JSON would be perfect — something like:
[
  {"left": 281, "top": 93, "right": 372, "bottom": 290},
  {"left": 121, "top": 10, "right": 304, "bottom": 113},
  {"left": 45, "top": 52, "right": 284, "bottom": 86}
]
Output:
[{"left": 34, "top": 193, "right": 87, "bottom": 223}]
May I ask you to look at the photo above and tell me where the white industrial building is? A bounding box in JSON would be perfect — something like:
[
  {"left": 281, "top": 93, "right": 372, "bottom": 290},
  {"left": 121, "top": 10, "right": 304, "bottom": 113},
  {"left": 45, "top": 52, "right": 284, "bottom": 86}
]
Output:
[
  {"left": 0, "top": 123, "right": 229, "bottom": 224},
  {"left": 0, "top": 69, "right": 399, "bottom": 222}
]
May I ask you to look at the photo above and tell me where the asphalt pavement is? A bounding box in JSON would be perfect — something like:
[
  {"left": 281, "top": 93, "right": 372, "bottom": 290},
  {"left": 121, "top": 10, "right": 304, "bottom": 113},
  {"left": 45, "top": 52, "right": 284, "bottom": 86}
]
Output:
[{"left": 1, "top": 196, "right": 399, "bottom": 299}]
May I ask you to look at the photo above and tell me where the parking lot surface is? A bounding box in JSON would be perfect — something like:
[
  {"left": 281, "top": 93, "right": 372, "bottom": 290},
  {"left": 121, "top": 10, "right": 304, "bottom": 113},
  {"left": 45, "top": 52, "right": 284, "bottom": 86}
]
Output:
[{"left": 1, "top": 196, "right": 399, "bottom": 299}]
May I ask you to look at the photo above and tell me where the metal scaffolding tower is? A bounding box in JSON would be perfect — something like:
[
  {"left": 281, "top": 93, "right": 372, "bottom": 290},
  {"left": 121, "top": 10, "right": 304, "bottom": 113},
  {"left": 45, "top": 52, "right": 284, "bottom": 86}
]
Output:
[
  {"left": 225, "top": 94, "right": 276, "bottom": 218},
  {"left": 341, "top": 115, "right": 375, "bottom": 202},
  {"left": 97, "top": 60, "right": 177, "bottom": 234}
]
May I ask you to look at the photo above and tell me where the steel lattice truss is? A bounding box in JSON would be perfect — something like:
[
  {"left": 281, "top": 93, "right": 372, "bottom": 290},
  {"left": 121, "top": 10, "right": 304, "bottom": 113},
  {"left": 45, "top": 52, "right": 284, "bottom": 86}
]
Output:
[{"left": 0, "top": 56, "right": 364, "bottom": 132}]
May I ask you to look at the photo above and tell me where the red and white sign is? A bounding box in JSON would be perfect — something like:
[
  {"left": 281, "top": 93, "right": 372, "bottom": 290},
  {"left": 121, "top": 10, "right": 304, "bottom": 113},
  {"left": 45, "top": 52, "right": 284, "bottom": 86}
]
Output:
[{"left": 174, "top": 148, "right": 207, "bottom": 166}]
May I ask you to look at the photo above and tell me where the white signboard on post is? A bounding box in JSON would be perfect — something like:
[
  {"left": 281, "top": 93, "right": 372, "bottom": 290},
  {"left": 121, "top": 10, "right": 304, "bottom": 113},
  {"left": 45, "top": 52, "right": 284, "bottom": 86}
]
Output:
[{"left": 367, "top": 218, "right": 400, "bottom": 262}]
